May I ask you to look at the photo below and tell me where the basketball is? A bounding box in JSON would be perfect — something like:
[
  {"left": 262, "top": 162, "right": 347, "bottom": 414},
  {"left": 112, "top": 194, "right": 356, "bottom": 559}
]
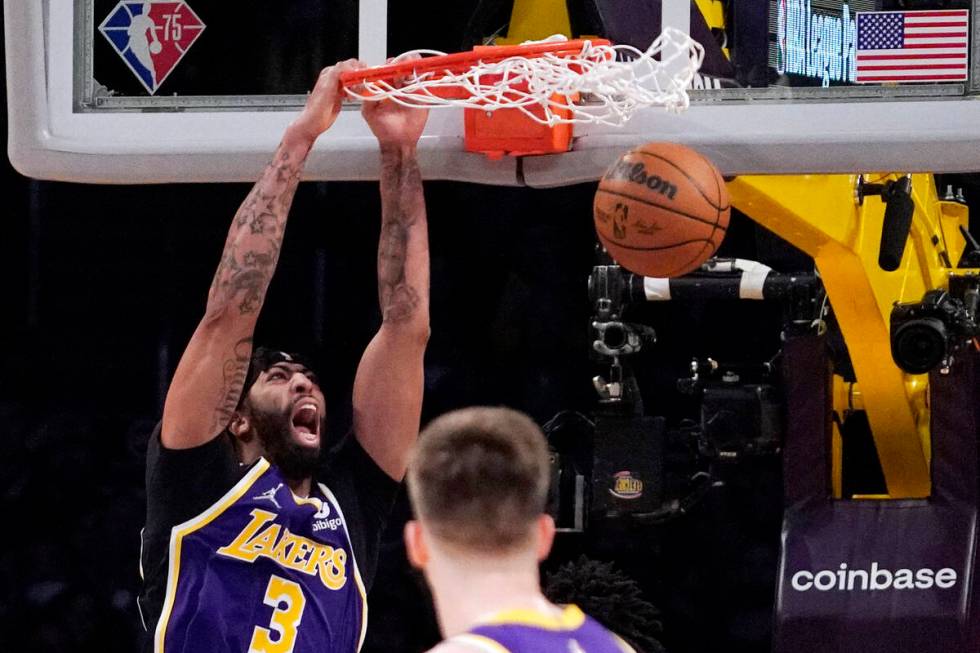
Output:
[
  {"left": 594, "top": 142, "right": 730, "bottom": 277},
  {"left": 149, "top": 41, "right": 162, "bottom": 55}
]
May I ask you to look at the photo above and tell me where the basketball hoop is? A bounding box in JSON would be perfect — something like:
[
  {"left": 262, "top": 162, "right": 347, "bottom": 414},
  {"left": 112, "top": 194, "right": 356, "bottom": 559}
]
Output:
[{"left": 340, "top": 29, "right": 704, "bottom": 157}]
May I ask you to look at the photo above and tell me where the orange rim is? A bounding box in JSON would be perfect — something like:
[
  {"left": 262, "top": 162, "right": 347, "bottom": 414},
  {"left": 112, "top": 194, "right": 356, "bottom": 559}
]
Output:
[{"left": 339, "top": 39, "right": 612, "bottom": 89}]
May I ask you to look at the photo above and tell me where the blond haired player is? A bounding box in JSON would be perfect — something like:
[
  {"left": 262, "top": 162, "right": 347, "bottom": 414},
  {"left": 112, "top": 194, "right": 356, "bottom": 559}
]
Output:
[{"left": 406, "top": 406, "right": 637, "bottom": 653}]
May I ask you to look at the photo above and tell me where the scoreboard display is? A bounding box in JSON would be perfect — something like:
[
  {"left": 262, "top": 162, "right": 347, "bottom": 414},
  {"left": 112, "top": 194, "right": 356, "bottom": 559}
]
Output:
[{"left": 769, "top": 0, "right": 878, "bottom": 86}]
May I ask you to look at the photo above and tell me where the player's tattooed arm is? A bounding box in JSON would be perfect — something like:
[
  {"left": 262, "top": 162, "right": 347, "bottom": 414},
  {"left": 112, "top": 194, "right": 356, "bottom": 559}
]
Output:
[
  {"left": 210, "top": 336, "right": 254, "bottom": 433},
  {"left": 161, "top": 61, "right": 362, "bottom": 450},
  {"left": 161, "top": 135, "right": 311, "bottom": 449},
  {"left": 376, "top": 146, "right": 427, "bottom": 323},
  {"left": 352, "top": 99, "right": 430, "bottom": 480},
  {"left": 205, "top": 148, "right": 302, "bottom": 319}
]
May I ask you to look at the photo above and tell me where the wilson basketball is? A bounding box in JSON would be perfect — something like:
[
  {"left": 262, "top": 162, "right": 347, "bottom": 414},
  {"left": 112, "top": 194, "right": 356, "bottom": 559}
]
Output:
[{"left": 594, "top": 142, "right": 730, "bottom": 277}]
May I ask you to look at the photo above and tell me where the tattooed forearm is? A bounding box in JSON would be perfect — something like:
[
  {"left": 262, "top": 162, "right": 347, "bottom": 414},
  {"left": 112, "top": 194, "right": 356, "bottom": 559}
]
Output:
[
  {"left": 206, "top": 147, "right": 304, "bottom": 318},
  {"left": 378, "top": 220, "right": 419, "bottom": 321},
  {"left": 209, "top": 337, "right": 254, "bottom": 434},
  {"left": 377, "top": 147, "right": 425, "bottom": 323}
]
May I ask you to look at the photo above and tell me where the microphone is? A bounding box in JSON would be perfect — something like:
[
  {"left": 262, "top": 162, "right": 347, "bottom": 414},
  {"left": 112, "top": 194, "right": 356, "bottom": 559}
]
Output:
[{"left": 878, "top": 176, "right": 914, "bottom": 272}]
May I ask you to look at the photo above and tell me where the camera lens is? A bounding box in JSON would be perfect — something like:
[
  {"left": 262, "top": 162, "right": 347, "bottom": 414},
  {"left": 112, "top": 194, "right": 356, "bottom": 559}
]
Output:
[
  {"left": 602, "top": 324, "right": 627, "bottom": 350},
  {"left": 891, "top": 317, "right": 948, "bottom": 374}
]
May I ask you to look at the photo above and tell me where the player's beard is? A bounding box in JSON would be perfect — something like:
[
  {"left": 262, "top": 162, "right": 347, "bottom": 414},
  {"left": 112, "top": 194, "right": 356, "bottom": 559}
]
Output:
[{"left": 248, "top": 407, "right": 322, "bottom": 481}]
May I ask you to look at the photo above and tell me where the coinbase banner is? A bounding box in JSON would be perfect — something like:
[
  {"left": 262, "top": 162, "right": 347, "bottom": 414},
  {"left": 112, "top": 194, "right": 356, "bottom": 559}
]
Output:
[
  {"left": 774, "top": 336, "right": 980, "bottom": 653},
  {"left": 777, "top": 503, "right": 976, "bottom": 650}
]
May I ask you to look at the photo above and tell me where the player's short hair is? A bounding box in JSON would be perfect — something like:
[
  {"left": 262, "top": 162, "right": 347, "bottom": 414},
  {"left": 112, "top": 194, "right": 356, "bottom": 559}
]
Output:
[{"left": 407, "top": 406, "right": 551, "bottom": 554}]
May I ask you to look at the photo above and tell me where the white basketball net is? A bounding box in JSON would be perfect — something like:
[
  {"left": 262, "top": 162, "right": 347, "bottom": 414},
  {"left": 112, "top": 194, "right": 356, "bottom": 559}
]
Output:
[{"left": 346, "top": 27, "right": 704, "bottom": 127}]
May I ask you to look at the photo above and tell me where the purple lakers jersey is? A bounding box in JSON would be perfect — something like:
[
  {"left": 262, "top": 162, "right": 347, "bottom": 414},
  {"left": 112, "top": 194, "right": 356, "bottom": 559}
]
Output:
[
  {"left": 452, "top": 605, "right": 635, "bottom": 653},
  {"left": 152, "top": 458, "right": 367, "bottom": 653}
]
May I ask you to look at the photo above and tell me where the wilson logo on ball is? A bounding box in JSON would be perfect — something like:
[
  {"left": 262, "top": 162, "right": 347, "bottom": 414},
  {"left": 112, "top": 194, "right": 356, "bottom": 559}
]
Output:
[{"left": 604, "top": 161, "right": 678, "bottom": 200}]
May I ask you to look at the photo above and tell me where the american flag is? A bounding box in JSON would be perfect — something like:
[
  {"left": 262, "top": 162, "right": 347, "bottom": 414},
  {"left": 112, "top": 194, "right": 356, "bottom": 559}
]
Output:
[{"left": 856, "top": 10, "right": 969, "bottom": 83}]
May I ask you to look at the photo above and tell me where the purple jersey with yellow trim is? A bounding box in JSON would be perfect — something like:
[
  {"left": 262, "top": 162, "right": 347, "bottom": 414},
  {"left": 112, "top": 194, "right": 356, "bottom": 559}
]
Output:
[
  {"left": 452, "top": 605, "right": 635, "bottom": 653},
  {"left": 153, "top": 458, "right": 367, "bottom": 653}
]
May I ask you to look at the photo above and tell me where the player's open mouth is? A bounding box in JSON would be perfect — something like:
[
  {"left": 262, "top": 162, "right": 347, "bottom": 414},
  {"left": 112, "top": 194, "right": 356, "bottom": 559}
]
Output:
[{"left": 291, "top": 401, "right": 320, "bottom": 443}]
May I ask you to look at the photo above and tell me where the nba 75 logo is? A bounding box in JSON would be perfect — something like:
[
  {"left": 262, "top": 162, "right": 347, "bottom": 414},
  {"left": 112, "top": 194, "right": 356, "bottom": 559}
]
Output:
[{"left": 99, "top": 1, "right": 205, "bottom": 94}]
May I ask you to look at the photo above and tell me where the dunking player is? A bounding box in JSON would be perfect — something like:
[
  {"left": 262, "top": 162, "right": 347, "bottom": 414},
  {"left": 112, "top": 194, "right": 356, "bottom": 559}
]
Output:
[
  {"left": 138, "top": 60, "right": 430, "bottom": 652},
  {"left": 405, "top": 407, "right": 637, "bottom": 653}
]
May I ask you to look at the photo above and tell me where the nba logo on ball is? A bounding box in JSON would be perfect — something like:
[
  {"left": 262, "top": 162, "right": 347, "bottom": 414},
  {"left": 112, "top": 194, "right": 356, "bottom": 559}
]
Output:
[
  {"left": 99, "top": 1, "right": 206, "bottom": 94},
  {"left": 594, "top": 142, "right": 730, "bottom": 278}
]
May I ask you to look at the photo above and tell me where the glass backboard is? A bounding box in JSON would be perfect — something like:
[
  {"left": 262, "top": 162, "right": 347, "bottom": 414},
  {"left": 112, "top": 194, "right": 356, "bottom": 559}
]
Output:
[{"left": 6, "top": 0, "right": 980, "bottom": 185}]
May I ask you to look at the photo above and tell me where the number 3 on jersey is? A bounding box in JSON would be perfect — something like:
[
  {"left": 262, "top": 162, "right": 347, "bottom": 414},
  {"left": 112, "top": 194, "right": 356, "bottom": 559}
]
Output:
[{"left": 249, "top": 575, "right": 307, "bottom": 653}]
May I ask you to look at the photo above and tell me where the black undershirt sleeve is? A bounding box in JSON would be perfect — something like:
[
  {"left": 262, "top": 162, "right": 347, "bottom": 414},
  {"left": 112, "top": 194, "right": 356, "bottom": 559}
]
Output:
[
  {"left": 320, "top": 433, "right": 401, "bottom": 591},
  {"left": 139, "top": 423, "right": 244, "bottom": 632}
]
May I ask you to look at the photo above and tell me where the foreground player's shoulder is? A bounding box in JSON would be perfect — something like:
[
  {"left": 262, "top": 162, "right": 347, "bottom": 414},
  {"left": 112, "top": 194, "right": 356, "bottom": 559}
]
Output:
[
  {"left": 429, "top": 634, "right": 510, "bottom": 653},
  {"left": 583, "top": 613, "right": 638, "bottom": 653},
  {"left": 609, "top": 631, "right": 638, "bottom": 653}
]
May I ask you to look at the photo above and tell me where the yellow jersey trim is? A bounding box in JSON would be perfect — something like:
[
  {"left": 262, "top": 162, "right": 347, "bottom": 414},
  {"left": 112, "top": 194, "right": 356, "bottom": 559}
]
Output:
[
  {"left": 154, "top": 457, "right": 272, "bottom": 653},
  {"left": 290, "top": 491, "right": 322, "bottom": 508},
  {"left": 450, "top": 633, "right": 512, "bottom": 653},
  {"left": 482, "top": 604, "right": 587, "bottom": 631}
]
